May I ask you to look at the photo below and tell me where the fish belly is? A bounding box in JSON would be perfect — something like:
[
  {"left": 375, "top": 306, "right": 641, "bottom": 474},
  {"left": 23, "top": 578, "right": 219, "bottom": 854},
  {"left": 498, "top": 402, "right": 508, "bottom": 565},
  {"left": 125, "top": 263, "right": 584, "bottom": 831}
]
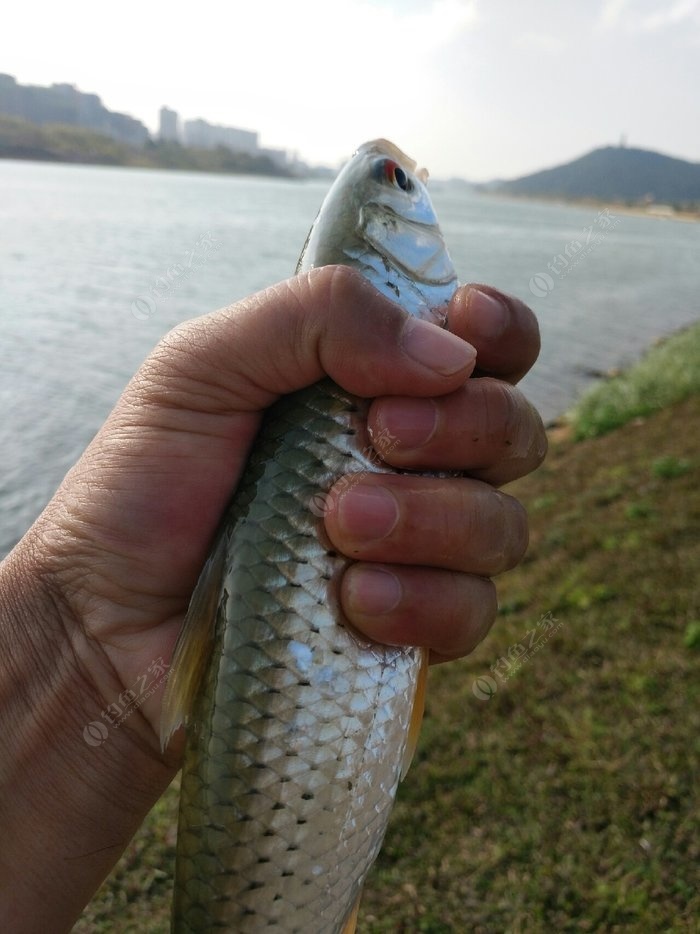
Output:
[{"left": 173, "top": 379, "right": 422, "bottom": 932}]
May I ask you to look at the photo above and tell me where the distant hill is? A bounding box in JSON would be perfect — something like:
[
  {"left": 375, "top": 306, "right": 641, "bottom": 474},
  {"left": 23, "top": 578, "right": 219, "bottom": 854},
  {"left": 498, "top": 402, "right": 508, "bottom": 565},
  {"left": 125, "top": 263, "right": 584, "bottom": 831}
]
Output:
[
  {"left": 0, "top": 72, "right": 148, "bottom": 147},
  {"left": 488, "top": 145, "right": 700, "bottom": 207}
]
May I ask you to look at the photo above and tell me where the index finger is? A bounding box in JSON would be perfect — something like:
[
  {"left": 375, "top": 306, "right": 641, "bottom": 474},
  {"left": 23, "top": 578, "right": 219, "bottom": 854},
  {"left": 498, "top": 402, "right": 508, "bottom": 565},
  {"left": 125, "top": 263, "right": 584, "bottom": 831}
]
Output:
[{"left": 447, "top": 284, "right": 541, "bottom": 384}]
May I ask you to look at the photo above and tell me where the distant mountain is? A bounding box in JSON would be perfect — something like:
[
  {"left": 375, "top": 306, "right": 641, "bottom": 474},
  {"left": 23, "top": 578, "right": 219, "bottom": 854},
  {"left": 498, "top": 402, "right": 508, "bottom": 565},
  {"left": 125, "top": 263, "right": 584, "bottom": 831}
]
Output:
[{"left": 488, "top": 145, "right": 700, "bottom": 206}]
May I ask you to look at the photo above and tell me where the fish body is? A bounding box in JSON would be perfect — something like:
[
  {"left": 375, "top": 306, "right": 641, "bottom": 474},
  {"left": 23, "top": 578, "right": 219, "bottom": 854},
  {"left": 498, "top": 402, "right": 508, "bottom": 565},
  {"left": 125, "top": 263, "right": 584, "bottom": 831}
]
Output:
[{"left": 163, "top": 140, "right": 458, "bottom": 932}]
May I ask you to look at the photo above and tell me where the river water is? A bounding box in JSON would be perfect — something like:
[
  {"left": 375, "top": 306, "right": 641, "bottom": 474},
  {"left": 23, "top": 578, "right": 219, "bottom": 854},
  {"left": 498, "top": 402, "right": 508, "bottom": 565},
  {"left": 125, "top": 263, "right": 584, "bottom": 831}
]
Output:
[{"left": 2, "top": 159, "right": 699, "bottom": 555}]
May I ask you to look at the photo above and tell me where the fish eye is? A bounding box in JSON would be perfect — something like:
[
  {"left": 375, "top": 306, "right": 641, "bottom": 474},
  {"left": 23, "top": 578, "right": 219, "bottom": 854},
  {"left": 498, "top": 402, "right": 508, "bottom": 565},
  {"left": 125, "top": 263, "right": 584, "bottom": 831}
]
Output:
[
  {"left": 377, "top": 159, "right": 413, "bottom": 192},
  {"left": 393, "top": 166, "right": 411, "bottom": 191}
]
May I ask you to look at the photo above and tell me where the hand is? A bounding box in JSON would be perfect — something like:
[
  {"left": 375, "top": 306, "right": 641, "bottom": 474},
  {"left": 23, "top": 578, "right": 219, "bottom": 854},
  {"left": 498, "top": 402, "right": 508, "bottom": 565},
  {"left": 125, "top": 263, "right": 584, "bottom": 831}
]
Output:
[
  {"left": 12, "top": 265, "right": 543, "bottom": 741},
  {"left": 0, "top": 266, "right": 544, "bottom": 930},
  {"left": 325, "top": 280, "right": 545, "bottom": 662}
]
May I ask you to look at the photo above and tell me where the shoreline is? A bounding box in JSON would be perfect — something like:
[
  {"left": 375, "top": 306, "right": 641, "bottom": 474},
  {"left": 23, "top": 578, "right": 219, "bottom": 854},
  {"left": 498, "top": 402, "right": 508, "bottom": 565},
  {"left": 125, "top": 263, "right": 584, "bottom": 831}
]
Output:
[
  {"left": 0, "top": 150, "right": 295, "bottom": 180},
  {"left": 480, "top": 189, "right": 700, "bottom": 222},
  {"left": 544, "top": 319, "right": 700, "bottom": 443},
  {"left": 0, "top": 114, "right": 298, "bottom": 180}
]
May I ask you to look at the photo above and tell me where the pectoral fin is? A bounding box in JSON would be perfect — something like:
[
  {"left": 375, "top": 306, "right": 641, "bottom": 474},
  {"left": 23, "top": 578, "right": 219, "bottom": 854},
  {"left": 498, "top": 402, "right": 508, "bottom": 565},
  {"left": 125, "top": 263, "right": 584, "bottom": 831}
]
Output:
[
  {"left": 159, "top": 534, "right": 226, "bottom": 751},
  {"left": 400, "top": 648, "right": 429, "bottom": 780}
]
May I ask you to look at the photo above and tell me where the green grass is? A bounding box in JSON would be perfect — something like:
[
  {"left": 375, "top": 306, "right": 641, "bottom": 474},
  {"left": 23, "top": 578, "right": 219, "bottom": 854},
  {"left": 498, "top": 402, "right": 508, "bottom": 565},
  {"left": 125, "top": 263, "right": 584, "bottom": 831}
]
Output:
[
  {"left": 77, "top": 345, "right": 700, "bottom": 933},
  {"left": 358, "top": 393, "right": 700, "bottom": 932},
  {"left": 569, "top": 321, "right": 700, "bottom": 440}
]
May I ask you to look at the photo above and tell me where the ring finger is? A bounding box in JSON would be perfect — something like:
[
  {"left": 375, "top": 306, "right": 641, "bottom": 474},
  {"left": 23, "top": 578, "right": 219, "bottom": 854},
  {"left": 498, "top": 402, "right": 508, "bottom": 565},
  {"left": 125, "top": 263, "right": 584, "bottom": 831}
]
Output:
[{"left": 323, "top": 473, "right": 529, "bottom": 576}]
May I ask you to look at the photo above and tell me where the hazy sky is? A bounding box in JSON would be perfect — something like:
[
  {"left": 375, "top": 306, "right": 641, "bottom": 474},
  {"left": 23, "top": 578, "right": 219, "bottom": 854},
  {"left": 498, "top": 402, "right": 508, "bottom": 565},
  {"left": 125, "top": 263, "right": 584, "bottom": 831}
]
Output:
[{"left": 3, "top": 0, "right": 699, "bottom": 179}]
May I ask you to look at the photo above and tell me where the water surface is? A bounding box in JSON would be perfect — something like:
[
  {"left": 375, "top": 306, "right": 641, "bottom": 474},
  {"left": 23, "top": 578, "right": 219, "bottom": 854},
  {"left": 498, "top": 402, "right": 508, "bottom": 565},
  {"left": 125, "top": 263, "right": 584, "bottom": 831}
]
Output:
[{"left": 2, "top": 160, "right": 699, "bottom": 555}]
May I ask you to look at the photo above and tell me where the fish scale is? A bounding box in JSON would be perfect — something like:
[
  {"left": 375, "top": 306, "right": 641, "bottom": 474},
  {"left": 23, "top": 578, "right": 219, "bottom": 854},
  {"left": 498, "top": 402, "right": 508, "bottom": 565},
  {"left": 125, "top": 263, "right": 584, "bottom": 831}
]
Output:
[{"left": 173, "top": 381, "right": 421, "bottom": 932}]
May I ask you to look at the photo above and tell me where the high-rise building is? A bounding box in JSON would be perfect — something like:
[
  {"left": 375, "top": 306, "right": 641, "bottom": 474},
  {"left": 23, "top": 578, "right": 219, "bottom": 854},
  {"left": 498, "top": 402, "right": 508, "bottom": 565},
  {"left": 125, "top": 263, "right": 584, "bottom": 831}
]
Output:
[{"left": 159, "top": 106, "right": 179, "bottom": 142}]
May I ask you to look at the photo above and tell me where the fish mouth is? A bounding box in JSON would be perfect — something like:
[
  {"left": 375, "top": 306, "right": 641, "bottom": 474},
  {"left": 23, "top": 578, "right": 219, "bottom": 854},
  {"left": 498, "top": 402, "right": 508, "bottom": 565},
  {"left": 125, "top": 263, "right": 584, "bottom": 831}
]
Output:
[{"left": 359, "top": 202, "right": 457, "bottom": 285}]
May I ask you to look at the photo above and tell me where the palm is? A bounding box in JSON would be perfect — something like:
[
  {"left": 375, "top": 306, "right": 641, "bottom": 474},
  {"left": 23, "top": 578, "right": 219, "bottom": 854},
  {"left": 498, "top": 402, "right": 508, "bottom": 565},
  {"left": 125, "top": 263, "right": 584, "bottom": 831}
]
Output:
[{"left": 49, "top": 404, "right": 263, "bottom": 747}]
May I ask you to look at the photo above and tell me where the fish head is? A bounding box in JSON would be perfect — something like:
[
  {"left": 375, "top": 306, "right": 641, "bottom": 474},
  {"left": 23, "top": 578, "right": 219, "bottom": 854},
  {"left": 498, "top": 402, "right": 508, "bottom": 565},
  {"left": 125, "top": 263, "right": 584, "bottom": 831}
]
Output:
[{"left": 297, "top": 139, "right": 458, "bottom": 320}]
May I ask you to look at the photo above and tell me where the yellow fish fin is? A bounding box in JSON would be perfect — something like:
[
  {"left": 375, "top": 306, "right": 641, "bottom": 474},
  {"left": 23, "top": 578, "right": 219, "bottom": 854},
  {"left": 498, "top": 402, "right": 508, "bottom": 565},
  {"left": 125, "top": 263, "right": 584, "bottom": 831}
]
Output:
[
  {"left": 340, "top": 892, "right": 362, "bottom": 934},
  {"left": 159, "top": 534, "right": 226, "bottom": 751},
  {"left": 400, "top": 648, "right": 429, "bottom": 780}
]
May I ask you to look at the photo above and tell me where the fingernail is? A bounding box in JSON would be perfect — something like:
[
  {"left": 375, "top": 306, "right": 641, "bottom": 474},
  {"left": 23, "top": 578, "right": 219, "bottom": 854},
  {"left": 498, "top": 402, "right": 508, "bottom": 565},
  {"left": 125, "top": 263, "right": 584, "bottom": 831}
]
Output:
[
  {"left": 372, "top": 398, "right": 437, "bottom": 450},
  {"left": 337, "top": 484, "right": 399, "bottom": 540},
  {"left": 402, "top": 318, "right": 475, "bottom": 375},
  {"left": 345, "top": 566, "right": 402, "bottom": 615},
  {"left": 467, "top": 288, "right": 509, "bottom": 341}
]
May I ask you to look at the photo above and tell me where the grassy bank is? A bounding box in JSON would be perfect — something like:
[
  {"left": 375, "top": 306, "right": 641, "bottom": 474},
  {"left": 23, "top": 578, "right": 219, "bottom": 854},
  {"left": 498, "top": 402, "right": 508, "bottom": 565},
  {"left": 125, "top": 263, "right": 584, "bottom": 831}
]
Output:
[
  {"left": 569, "top": 321, "right": 700, "bottom": 440},
  {"left": 362, "top": 392, "right": 699, "bottom": 932},
  {"left": 76, "top": 337, "right": 699, "bottom": 933}
]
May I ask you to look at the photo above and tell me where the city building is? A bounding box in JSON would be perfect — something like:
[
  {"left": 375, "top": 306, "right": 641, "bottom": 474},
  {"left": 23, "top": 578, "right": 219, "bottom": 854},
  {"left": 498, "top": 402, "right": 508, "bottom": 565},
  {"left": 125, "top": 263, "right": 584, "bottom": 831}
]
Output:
[
  {"left": 0, "top": 74, "right": 149, "bottom": 147},
  {"left": 0, "top": 74, "right": 293, "bottom": 168},
  {"left": 159, "top": 106, "right": 179, "bottom": 142},
  {"left": 182, "top": 117, "right": 258, "bottom": 154}
]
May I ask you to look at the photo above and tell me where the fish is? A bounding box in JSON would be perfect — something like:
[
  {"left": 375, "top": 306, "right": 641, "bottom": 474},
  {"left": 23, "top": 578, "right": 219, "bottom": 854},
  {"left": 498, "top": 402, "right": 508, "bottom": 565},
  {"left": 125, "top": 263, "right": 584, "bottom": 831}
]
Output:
[{"left": 161, "top": 139, "right": 459, "bottom": 933}]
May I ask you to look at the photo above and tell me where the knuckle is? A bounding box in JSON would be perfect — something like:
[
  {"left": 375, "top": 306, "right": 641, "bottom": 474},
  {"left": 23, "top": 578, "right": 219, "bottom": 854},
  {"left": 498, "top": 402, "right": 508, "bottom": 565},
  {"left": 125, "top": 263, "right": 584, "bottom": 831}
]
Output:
[
  {"left": 315, "top": 263, "right": 368, "bottom": 304},
  {"left": 470, "top": 379, "right": 547, "bottom": 475},
  {"left": 532, "top": 408, "right": 549, "bottom": 467},
  {"left": 140, "top": 321, "right": 202, "bottom": 385},
  {"left": 469, "top": 377, "right": 522, "bottom": 449},
  {"left": 500, "top": 493, "right": 530, "bottom": 568},
  {"left": 503, "top": 290, "right": 541, "bottom": 359},
  {"left": 481, "top": 578, "right": 499, "bottom": 626}
]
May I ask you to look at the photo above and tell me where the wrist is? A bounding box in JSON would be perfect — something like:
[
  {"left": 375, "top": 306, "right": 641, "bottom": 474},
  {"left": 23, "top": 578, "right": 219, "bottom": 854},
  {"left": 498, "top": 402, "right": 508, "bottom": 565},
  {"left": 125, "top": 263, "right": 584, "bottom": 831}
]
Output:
[{"left": 0, "top": 538, "right": 174, "bottom": 932}]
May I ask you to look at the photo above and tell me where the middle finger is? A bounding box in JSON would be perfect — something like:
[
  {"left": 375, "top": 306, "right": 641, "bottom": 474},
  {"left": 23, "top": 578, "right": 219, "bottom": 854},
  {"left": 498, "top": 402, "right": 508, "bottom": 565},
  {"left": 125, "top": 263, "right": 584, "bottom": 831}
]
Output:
[{"left": 368, "top": 377, "right": 547, "bottom": 486}]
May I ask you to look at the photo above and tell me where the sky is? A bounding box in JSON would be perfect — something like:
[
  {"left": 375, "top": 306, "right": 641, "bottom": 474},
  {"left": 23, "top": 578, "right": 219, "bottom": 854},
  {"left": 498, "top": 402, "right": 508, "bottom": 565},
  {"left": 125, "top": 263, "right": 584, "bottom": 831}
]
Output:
[{"left": 2, "top": 0, "right": 699, "bottom": 180}]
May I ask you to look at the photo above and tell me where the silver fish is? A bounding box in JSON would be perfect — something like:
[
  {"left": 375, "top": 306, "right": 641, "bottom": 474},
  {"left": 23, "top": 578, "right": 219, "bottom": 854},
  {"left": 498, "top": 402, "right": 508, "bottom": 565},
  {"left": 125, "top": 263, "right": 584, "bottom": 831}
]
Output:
[{"left": 161, "top": 139, "right": 459, "bottom": 932}]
